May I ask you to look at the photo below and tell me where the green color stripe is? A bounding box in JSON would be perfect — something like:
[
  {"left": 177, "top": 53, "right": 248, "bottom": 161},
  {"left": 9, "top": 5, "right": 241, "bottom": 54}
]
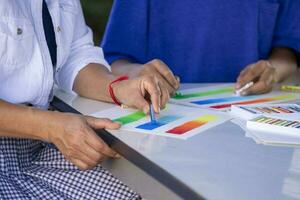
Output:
[
  {"left": 272, "top": 94, "right": 297, "bottom": 100},
  {"left": 172, "top": 87, "right": 234, "bottom": 100},
  {"left": 113, "top": 111, "right": 146, "bottom": 125}
]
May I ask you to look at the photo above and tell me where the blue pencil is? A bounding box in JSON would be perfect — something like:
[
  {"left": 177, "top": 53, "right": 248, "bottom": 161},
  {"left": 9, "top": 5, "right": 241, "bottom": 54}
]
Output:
[{"left": 150, "top": 104, "right": 156, "bottom": 123}]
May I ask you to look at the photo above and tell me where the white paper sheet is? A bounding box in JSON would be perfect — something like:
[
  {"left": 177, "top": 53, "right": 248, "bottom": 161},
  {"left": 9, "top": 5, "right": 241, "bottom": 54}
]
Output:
[
  {"left": 171, "top": 84, "right": 300, "bottom": 111},
  {"left": 90, "top": 104, "right": 231, "bottom": 139},
  {"left": 246, "top": 130, "right": 300, "bottom": 148}
]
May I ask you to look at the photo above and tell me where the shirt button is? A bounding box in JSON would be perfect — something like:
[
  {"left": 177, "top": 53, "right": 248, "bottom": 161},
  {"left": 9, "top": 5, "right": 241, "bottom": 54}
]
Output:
[
  {"left": 57, "top": 26, "right": 61, "bottom": 32},
  {"left": 17, "top": 28, "right": 23, "bottom": 35}
]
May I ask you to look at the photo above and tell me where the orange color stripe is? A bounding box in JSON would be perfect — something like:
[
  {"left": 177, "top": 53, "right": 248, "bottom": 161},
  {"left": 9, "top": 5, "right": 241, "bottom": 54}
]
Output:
[{"left": 167, "top": 121, "right": 206, "bottom": 135}]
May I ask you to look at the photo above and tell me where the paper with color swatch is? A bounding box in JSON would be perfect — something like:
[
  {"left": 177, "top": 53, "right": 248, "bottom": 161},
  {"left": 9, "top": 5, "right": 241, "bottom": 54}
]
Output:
[
  {"left": 91, "top": 104, "right": 231, "bottom": 139},
  {"left": 171, "top": 84, "right": 300, "bottom": 111},
  {"left": 247, "top": 115, "right": 300, "bottom": 136},
  {"left": 231, "top": 103, "right": 300, "bottom": 120}
]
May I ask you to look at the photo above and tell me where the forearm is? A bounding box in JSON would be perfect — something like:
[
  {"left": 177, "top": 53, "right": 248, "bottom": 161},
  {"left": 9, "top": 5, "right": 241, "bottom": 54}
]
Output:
[
  {"left": 269, "top": 47, "right": 298, "bottom": 82},
  {"left": 111, "top": 60, "right": 142, "bottom": 78},
  {"left": 73, "top": 63, "right": 119, "bottom": 102},
  {"left": 0, "top": 100, "right": 58, "bottom": 141}
]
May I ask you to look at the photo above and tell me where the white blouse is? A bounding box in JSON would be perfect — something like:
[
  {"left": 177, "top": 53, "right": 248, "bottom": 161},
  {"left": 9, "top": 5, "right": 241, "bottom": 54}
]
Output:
[{"left": 0, "top": 0, "right": 110, "bottom": 108}]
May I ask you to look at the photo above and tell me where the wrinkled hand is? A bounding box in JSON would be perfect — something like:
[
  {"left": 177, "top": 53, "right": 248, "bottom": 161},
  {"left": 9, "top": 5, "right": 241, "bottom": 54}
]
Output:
[
  {"left": 113, "top": 75, "right": 169, "bottom": 114},
  {"left": 49, "top": 113, "right": 120, "bottom": 170},
  {"left": 235, "top": 60, "right": 278, "bottom": 95},
  {"left": 138, "top": 59, "right": 180, "bottom": 95}
]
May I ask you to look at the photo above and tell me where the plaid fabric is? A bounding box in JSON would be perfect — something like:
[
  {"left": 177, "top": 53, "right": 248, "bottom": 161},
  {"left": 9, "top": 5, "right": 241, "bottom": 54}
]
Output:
[{"left": 0, "top": 138, "right": 141, "bottom": 200}]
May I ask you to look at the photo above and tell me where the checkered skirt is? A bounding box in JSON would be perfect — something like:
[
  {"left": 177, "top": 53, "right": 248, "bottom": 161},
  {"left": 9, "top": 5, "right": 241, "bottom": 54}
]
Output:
[{"left": 0, "top": 138, "right": 141, "bottom": 200}]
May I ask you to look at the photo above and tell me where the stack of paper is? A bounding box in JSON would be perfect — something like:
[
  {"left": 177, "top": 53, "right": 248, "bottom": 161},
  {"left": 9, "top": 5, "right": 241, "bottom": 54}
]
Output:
[
  {"left": 246, "top": 115, "right": 300, "bottom": 147},
  {"left": 230, "top": 103, "right": 300, "bottom": 146}
]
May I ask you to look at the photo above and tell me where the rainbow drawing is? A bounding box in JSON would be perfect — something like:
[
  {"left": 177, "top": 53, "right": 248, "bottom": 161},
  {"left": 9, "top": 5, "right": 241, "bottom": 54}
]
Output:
[
  {"left": 172, "top": 87, "right": 234, "bottom": 100},
  {"left": 136, "top": 115, "right": 182, "bottom": 130},
  {"left": 113, "top": 111, "right": 146, "bottom": 125},
  {"left": 191, "top": 95, "right": 256, "bottom": 105},
  {"left": 190, "top": 94, "right": 296, "bottom": 109},
  {"left": 166, "top": 115, "right": 218, "bottom": 135}
]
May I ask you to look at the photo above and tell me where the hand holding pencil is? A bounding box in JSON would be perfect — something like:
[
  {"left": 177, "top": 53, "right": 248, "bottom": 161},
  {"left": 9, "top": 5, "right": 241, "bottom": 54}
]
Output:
[
  {"left": 235, "top": 60, "right": 278, "bottom": 96},
  {"left": 112, "top": 75, "right": 169, "bottom": 114},
  {"left": 137, "top": 59, "right": 180, "bottom": 96}
]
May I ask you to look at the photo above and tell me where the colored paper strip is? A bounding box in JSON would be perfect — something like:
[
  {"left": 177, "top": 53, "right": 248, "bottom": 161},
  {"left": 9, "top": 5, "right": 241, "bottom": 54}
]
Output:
[
  {"left": 136, "top": 115, "right": 182, "bottom": 130},
  {"left": 172, "top": 87, "right": 234, "bottom": 100},
  {"left": 166, "top": 115, "right": 218, "bottom": 135},
  {"left": 209, "top": 95, "right": 296, "bottom": 109},
  {"left": 191, "top": 95, "right": 256, "bottom": 105},
  {"left": 113, "top": 111, "right": 146, "bottom": 125}
]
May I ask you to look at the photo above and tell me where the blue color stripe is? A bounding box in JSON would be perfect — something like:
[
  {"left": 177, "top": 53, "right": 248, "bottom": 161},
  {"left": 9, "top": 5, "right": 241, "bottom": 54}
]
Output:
[
  {"left": 136, "top": 115, "right": 181, "bottom": 130},
  {"left": 191, "top": 95, "right": 258, "bottom": 105}
]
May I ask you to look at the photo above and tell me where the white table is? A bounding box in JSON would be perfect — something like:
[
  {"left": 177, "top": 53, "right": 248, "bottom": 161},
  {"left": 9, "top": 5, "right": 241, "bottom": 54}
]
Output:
[{"left": 53, "top": 83, "right": 300, "bottom": 200}]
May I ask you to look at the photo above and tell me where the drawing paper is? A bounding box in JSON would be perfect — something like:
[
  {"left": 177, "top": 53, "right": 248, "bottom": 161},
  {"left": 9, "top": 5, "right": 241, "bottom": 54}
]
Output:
[
  {"left": 246, "top": 130, "right": 300, "bottom": 147},
  {"left": 91, "top": 104, "right": 231, "bottom": 139},
  {"left": 171, "top": 84, "right": 299, "bottom": 111}
]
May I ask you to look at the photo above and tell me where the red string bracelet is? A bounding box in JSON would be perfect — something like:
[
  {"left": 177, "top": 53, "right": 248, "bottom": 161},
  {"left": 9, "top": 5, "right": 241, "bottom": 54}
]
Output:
[{"left": 108, "top": 75, "right": 129, "bottom": 106}]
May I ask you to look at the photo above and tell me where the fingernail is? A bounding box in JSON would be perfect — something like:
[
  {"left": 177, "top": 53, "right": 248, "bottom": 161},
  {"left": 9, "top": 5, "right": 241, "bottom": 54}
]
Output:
[
  {"left": 115, "top": 122, "right": 122, "bottom": 128},
  {"left": 241, "top": 91, "right": 248, "bottom": 96},
  {"left": 115, "top": 153, "right": 121, "bottom": 158},
  {"left": 115, "top": 121, "right": 122, "bottom": 125}
]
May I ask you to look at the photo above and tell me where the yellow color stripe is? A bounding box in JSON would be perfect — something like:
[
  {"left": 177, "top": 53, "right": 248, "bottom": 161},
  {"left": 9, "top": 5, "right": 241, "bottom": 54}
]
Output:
[{"left": 195, "top": 115, "right": 218, "bottom": 123}]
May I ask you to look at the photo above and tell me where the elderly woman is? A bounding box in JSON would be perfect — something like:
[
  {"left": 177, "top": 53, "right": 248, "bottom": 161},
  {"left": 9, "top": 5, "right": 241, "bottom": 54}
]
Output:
[{"left": 0, "top": 1, "right": 168, "bottom": 199}]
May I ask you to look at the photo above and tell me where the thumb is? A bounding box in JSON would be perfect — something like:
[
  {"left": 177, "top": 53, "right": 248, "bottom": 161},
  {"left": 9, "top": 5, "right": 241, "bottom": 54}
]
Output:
[{"left": 85, "top": 116, "right": 121, "bottom": 130}]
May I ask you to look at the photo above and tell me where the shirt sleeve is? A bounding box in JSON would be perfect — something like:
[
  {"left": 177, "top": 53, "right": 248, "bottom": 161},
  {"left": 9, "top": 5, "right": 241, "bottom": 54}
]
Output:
[
  {"left": 56, "top": 0, "right": 110, "bottom": 94},
  {"left": 272, "top": 0, "right": 300, "bottom": 60},
  {"left": 101, "top": 0, "right": 148, "bottom": 65}
]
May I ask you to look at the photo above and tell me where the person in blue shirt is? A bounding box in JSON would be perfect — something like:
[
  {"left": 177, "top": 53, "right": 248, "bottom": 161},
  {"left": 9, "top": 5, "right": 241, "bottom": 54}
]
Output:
[{"left": 102, "top": 0, "right": 300, "bottom": 96}]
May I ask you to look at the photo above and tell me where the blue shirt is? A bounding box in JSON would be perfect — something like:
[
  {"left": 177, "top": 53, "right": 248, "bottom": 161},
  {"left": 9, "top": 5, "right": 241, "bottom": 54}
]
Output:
[{"left": 102, "top": 0, "right": 300, "bottom": 83}]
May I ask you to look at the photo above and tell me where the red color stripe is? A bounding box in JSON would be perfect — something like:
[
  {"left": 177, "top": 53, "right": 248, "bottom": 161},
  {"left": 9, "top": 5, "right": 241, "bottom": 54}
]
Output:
[{"left": 210, "top": 98, "right": 274, "bottom": 109}]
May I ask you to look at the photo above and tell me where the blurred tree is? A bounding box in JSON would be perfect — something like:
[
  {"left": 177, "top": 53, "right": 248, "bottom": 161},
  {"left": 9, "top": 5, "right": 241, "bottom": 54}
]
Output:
[{"left": 80, "top": 0, "right": 113, "bottom": 45}]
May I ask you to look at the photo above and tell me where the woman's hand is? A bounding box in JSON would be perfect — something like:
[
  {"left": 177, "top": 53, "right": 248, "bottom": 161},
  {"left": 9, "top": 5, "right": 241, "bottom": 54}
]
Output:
[
  {"left": 112, "top": 75, "right": 170, "bottom": 114},
  {"left": 137, "top": 59, "right": 180, "bottom": 95},
  {"left": 48, "top": 112, "right": 121, "bottom": 170},
  {"left": 235, "top": 48, "right": 298, "bottom": 96},
  {"left": 235, "top": 60, "right": 278, "bottom": 95},
  {"left": 111, "top": 59, "right": 180, "bottom": 96}
]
